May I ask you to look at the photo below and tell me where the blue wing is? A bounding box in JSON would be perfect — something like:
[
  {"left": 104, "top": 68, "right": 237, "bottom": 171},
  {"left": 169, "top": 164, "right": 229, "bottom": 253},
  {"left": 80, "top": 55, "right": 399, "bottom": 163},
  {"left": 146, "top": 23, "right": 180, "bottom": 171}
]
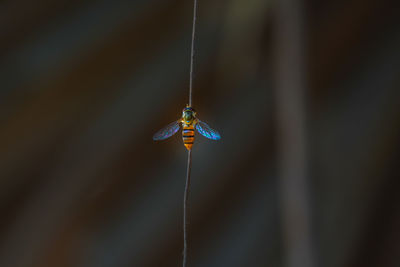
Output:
[
  {"left": 195, "top": 120, "right": 221, "bottom": 140},
  {"left": 153, "top": 121, "right": 180, "bottom": 140}
]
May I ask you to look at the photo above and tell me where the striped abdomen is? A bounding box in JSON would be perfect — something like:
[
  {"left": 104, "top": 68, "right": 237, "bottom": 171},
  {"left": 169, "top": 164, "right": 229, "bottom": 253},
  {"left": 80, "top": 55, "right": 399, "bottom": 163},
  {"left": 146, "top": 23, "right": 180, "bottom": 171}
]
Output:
[{"left": 182, "top": 125, "right": 195, "bottom": 150}]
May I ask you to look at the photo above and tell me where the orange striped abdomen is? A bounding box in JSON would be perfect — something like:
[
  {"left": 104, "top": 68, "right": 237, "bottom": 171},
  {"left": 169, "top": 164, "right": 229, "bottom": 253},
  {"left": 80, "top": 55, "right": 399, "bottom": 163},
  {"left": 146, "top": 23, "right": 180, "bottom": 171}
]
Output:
[{"left": 182, "top": 125, "right": 195, "bottom": 150}]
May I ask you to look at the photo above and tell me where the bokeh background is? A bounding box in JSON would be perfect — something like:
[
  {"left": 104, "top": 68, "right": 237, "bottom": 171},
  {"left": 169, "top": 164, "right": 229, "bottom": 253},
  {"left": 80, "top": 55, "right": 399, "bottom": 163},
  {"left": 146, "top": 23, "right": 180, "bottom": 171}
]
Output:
[{"left": 0, "top": 0, "right": 399, "bottom": 267}]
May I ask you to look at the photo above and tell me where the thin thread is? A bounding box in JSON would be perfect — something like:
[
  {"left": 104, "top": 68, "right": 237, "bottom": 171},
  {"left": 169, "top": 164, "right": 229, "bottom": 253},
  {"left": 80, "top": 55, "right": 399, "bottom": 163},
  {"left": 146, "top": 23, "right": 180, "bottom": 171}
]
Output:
[
  {"left": 188, "top": 0, "right": 198, "bottom": 107},
  {"left": 183, "top": 149, "right": 192, "bottom": 267},
  {"left": 183, "top": 1, "right": 197, "bottom": 265}
]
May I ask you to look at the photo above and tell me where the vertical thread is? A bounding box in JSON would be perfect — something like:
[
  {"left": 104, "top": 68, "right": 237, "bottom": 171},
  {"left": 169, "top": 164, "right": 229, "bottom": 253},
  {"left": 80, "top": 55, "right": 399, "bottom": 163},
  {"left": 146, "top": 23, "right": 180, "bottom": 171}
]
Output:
[
  {"left": 183, "top": 149, "right": 192, "bottom": 267},
  {"left": 183, "top": 0, "right": 197, "bottom": 265},
  {"left": 184, "top": 0, "right": 197, "bottom": 265},
  {"left": 188, "top": 0, "right": 198, "bottom": 107}
]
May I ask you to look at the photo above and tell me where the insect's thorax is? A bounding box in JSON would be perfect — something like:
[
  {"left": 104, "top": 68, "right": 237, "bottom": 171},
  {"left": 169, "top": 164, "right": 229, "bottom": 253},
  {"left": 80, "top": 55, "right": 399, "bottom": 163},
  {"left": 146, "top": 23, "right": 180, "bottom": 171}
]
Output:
[{"left": 182, "top": 109, "right": 196, "bottom": 125}]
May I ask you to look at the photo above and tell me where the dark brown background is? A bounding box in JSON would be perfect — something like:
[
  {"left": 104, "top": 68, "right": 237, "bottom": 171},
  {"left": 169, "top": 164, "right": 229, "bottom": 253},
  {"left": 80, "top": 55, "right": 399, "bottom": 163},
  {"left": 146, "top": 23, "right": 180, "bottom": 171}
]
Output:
[{"left": 0, "top": 0, "right": 399, "bottom": 266}]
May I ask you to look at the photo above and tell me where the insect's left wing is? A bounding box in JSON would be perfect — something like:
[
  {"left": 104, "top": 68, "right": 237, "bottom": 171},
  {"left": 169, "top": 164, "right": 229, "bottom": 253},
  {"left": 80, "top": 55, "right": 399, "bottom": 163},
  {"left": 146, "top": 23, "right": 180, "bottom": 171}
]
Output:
[
  {"left": 153, "top": 121, "right": 180, "bottom": 141},
  {"left": 195, "top": 119, "right": 221, "bottom": 140}
]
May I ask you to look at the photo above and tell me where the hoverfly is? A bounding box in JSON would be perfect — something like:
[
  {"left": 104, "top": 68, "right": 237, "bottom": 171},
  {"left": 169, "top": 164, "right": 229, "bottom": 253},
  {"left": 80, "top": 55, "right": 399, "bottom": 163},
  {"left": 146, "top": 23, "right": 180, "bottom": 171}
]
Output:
[{"left": 153, "top": 105, "right": 221, "bottom": 150}]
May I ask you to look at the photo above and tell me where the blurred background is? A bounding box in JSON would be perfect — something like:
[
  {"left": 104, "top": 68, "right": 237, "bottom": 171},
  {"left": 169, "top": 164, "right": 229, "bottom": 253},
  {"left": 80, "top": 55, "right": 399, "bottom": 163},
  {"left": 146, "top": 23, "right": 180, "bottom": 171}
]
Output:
[{"left": 0, "top": 0, "right": 399, "bottom": 266}]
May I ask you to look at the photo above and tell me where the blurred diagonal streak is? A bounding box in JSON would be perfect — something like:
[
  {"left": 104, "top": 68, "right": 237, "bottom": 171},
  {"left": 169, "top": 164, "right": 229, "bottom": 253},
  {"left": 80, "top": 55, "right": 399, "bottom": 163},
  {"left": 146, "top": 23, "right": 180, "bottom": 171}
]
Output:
[{"left": 275, "top": 0, "right": 316, "bottom": 267}]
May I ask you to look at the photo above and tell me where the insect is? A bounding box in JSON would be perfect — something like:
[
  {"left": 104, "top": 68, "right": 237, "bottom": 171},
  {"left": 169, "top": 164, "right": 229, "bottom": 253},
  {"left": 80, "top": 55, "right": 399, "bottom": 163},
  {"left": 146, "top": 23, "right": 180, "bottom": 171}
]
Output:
[{"left": 153, "top": 105, "right": 221, "bottom": 150}]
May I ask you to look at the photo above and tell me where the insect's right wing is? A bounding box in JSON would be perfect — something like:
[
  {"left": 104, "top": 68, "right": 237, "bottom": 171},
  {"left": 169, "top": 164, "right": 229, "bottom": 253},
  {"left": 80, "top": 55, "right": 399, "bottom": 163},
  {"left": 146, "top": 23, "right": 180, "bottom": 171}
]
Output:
[
  {"left": 195, "top": 119, "right": 221, "bottom": 140},
  {"left": 153, "top": 121, "right": 181, "bottom": 141}
]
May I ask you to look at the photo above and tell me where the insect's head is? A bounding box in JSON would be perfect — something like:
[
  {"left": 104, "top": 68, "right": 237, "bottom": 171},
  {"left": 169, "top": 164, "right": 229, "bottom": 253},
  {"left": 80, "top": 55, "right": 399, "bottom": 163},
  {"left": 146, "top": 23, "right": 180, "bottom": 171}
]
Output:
[{"left": 182, "top": 106, "right": 196, "bottom": 122}]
